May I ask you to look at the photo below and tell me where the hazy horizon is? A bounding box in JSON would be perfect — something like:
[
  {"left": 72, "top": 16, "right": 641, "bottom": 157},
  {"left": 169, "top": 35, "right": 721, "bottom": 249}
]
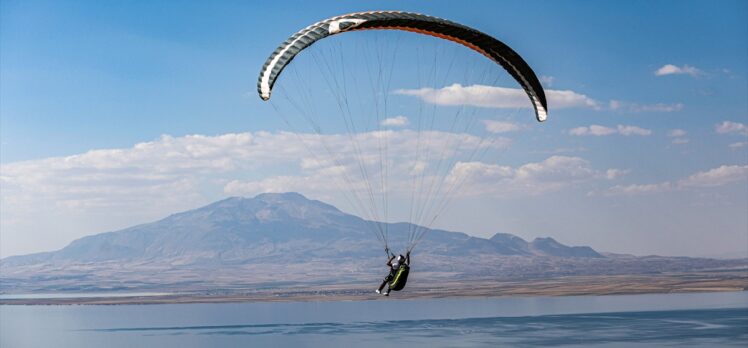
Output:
[{"left": 1, "top": 191, "right": 744, "bottom": 260}]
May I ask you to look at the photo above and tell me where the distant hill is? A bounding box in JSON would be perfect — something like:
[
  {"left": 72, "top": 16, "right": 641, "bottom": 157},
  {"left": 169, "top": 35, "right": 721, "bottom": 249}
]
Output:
[
  {"left": 1, "top": 193, "right": 743, "bottom": 293},
  {"left": 1, "top": 192, "right": 602, "bottom": 267}
]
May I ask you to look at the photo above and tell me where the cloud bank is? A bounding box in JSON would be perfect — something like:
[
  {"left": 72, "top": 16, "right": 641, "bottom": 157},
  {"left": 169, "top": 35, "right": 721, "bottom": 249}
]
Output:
[
  {"left": 1, "top": 130, "right": 518, "bottom": 231},
  {"left": 394, "top": 84, "right": 682, "bottom": 115},
  {"left": 394, "top": 84, "right": 599, "bottom": 110},
  {"left": 444, "top": 156, "right": 619, "bottom": 196},
  {"left": 597, "top": 164, "right": 748, "bottom": 196}
]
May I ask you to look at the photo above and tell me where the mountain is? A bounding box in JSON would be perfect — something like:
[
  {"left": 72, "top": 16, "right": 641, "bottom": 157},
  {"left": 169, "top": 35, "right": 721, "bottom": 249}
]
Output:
[
  {"left": 4, "top": 192, "right": 371, "bottom": 265},
  {"left": 2, "top": 192, "right": 601, "bottom": 267},
  {"left": 1, "top": 193, "right": 742, "bottom": 293}
]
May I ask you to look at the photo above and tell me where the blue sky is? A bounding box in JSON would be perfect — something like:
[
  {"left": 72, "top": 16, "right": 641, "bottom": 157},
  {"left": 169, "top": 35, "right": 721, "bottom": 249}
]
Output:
[{"left": 1, "top": 0, "right": 747, "bottom": 258}]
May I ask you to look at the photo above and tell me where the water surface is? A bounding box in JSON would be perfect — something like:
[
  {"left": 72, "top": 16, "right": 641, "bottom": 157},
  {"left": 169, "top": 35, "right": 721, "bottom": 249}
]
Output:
[{"left": 2, "top": 292, "right": 746, "bottom": 347}]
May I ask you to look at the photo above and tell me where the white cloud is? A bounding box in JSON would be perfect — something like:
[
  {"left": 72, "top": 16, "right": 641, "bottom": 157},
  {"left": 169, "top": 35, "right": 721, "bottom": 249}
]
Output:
[
  {"left": 381, "top": 116, "right": 409, "bottom": 127},
  {"left": 600, "top": 182, "right": 673, "bottom": 196},
  {"left": 715, "top": 121, "right": 748, "bottom": 136},
  {"left": 729, "top": 141, "right": 747, "bottom": 149},
  {"left": 667, "top": 129, "right": 689, "bottom": 145},
  {"left": 446, "top": 156, "right": 612, "bottom": 196},
  {"left": 605, "top": 169, "right": 630, "bottom": 180},
  {"left": 654, "top": 64, "right": 702, "bottom": 77},
  {"left": 2, "top": 135, "right": 220, "bottom": 217},
  {"left": 0, "top": 130, "right": 509, "bottom": 214},
  {"left": 394, "top": 83, "right": 599, "bottom": 110},
  {"left": 616, "top": 125, "right": 652, "bottom": 136},
  {"left": 668, "top": 129, "right": 687, "bottom": 137},
  {"left": 225, "top": 175, "right": 342, "bottom": 197},
  {"left": 632, "top": 103, "right": 684, "bottom": 113},
  {"left": 394, "top": 84, "right": 690, "bottom": 119},
  {"left": 678, "top": 165, "right": 748, "bottom": 188},
  {"left": 569, "top": 125, "right": 616, "bottom": 136},
  {"left": 569, "top": 125, "right": 652, "bottom": 136},
  {"left": 609, "top": 100, "right": 684, "bottom": 113},
  {"left": 545, "top": 89, "right": 600, "bottom": 109},
  {"left": 598, "top": 164, "right": 748, "bottom": 196},
  {"left": 483, "top": 120, "right": 520, "bottom": 133},
  {"left": 608, "top": 100, "right": 623, "bottom": 110}
]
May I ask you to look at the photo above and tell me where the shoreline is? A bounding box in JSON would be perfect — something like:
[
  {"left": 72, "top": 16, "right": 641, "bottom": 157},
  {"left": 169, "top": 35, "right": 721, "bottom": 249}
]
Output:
[{"left": 2, "top": 271, "right": 746, "bottom": 305}]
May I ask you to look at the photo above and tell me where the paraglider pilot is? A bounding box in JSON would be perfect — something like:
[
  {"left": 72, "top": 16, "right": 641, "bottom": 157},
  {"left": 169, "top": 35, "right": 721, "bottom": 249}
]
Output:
[{"left": 376, "top": 251, "right": 410, "bottom": 296}]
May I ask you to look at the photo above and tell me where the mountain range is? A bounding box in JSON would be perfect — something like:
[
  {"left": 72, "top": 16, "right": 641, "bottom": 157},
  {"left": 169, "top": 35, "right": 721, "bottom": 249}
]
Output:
[{"left": 1, "top": 192, "right": 743, "bottom": 293}]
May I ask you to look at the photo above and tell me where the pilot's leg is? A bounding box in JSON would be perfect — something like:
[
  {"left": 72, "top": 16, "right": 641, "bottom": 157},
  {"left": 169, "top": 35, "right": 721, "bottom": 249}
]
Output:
[{"left": 376, "top": 274, "right": 393, "bottom": 294}]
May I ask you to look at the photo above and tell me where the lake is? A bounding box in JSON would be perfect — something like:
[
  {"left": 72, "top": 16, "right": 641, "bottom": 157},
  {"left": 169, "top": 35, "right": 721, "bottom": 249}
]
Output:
[{"left": 1, "top": 291, "right": 746, "bottom": 347}]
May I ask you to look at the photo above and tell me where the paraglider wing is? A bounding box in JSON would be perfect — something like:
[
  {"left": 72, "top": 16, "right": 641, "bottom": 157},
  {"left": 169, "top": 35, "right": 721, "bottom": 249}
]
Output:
[{"left": 257, "top": 11, "right": 548, "bottom": 122}]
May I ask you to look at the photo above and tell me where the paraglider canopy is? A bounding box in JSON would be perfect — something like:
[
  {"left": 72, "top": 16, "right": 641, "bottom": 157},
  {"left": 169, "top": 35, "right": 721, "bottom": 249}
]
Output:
[{"left": 258, "top": 11, "right": 548, "bottom": 122}]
